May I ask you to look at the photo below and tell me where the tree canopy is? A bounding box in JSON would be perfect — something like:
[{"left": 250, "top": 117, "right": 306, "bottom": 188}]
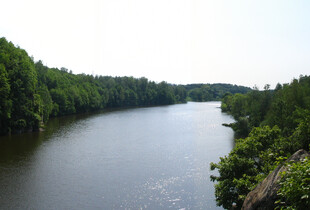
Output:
[
  {"left": 212, "top": 76, "right": 310, "bottom": 209},
  {"left": 184, "top": 83, "right": 251, "bottom": 102}
]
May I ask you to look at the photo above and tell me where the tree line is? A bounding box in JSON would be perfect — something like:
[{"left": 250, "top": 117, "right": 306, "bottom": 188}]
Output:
[
  {"left": 211, "top": 76, "right": 310, "bottom": 209},
  {"left": 0, "top": 37, "right": 250, "bottom": 135},
  {"left": 185, "top": 83, "right": 251, "bottom": 102}
]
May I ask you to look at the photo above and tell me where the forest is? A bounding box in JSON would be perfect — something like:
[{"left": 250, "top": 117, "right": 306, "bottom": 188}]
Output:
[
  {"left": 184, "top": 83, "right": 251, "bottom": 102},
  {"left": 211, "top": 76, "right": 310, "bottom": 209},
  {"left": 0, "top": 37, "right": 250, "bottom": 135}
]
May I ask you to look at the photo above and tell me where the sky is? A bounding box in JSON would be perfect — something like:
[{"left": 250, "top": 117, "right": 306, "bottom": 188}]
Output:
[{"left": 1, "top": 0, "right": 310, "bottom": 89}]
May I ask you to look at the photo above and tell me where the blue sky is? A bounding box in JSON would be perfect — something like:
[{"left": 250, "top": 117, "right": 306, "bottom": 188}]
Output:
[{"left": 1, "top": 0, "right": 310, "bottom": 89}]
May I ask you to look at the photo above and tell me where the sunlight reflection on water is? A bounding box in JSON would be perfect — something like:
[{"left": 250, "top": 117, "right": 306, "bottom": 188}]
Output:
[{"left": 0, "top": 102, "right": 234, "bottom": 209}]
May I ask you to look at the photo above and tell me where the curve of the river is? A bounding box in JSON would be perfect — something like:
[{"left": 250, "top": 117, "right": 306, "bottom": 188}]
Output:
[{"left": 0, "top": 102, "right": 234, "bottom": 209}]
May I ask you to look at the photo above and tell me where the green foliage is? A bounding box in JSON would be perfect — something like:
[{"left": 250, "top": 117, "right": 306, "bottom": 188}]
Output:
[
  {"left": 0, "top": 63, "right": 11, "bottom": 134},
  {"left": 0, "top": 37, "right": 40, "bottom": 133},
  {"left": 290, "top": 108, "right": 310, "bottom": 151},
  {"left": 211, "top": 126, "right": 282, "bottom": 209},
  {"left": 185, "top": 83, "right": 251, "bottom": 102},
  {"left": 221, "top": 76, "right": 310, "bottom": 137},
  {"left": 215, "top": 76, "right": 310, "bottom": 209},
  {"left": 188, "top": 85, "right": 212, "bottom": 101},
  {"left": 230, "top": 117, "right": 251, "bottom": 138},
  {"left": 221, "top": 88, "right": 272, "bottom": 130},
  {"left": 277, "top": 157, "right": 310, "bottom": 210}
]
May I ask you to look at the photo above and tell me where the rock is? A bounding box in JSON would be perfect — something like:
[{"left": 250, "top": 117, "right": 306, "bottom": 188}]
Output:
[{"left": 242, "top": 149, "right": 310, "bottom": 210}]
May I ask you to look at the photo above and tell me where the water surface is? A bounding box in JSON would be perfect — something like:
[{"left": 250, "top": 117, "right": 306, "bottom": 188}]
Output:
[{"left": 0, "top": 102, "right": 234, "bottom": 209}]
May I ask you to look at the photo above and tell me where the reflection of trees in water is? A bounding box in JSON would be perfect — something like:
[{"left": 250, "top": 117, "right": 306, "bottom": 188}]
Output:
[{"left": 0, "top": 132, "right": 43, "bottom": 167}]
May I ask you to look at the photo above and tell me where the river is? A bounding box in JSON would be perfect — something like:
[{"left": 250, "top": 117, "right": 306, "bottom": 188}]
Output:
[{"left": 0, "top": 102, "right": 234, "bottom": 209}]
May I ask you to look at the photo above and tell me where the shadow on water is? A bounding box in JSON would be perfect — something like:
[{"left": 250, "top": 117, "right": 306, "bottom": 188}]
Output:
[
  {"left": 0, "top": 132, "right": 43, "bottom": 166},
  {"left": 0, "top": 106, "right": 171, "bottom": 167},
  {"left": 0, "top": 109, "right": 103, "bottom": 165}
]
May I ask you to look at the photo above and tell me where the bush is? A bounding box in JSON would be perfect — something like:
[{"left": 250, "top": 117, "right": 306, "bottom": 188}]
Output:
[{"left": 276, "top": 157, "right": 310, "bottom": 209}]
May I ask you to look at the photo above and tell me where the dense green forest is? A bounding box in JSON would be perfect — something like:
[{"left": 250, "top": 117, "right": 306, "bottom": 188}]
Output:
[
  {"left": 184, "top": 83, "right": 251, "bottom": 102},
  {"left": 0, "top": 37, "right": 250, "bottom": 135},
  {"left": 211, "top": 77, "right": 310, "bottom": 209}
]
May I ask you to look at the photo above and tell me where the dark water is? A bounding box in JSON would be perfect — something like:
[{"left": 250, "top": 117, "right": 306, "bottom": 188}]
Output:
[{"left": 0, "top": 102, "right": 234, "bottom": 210}]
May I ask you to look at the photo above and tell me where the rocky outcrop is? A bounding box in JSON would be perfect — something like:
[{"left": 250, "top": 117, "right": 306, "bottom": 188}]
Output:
[{"left": 242, "top": 149, "right": 310, "bottom": 210}]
